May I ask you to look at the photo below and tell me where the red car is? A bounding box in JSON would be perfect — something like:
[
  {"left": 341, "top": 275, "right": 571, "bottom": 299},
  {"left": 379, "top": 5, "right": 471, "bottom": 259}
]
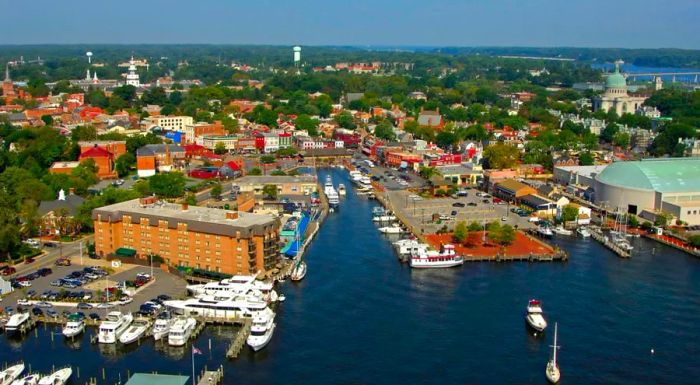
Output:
[
  {"left": 24, "top": 258, "right": 35, "bottom": 264},
  {"left": 1, "top": 267, "right": 16, "bottom": 276}
]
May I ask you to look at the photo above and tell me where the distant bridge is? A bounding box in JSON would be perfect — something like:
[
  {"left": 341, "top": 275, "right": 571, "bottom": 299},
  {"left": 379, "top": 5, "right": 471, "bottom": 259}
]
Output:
[{"left": 623, "top": 71, "right": 700, "bottom": 83}]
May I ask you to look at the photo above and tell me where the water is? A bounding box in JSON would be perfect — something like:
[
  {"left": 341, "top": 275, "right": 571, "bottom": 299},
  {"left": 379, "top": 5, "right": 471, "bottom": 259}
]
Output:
[
  {"left": 4, "top": 168, "right": 700, "bottom": 384},
  {"left": 591, "top": 62, "right": 700, "bottom": 82}
]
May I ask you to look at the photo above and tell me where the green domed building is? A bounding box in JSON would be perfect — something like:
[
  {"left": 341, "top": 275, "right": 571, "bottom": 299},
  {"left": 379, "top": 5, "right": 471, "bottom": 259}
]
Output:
[{"left": 593, "top": 60, "right": 647, "bottom": 116}]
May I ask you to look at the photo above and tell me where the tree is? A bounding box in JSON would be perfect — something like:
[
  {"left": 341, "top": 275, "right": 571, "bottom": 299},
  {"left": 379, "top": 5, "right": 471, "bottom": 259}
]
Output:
[
  {"left": 262, "top": 184, "right": 277, "bottom": 199},
  {"left": 211, "top": 183, "right": 222, "bottom": 199},
  {"left": 436, "top": 130, "right": 457, "bottom": 149},
  {"left": 374, "top": 120, "right": 396, "bottom": 141},
  {"left": 687, "top": 235, "right": 700, "bottom": 248},
  {"left": 654, "top": 213, "right": 668, "bottom": 227},
  {"left": 214, "top": 142, "right": 227, "bottom": 155},
  {"left": 612, "top": 132, "right": 631, "bottom": 148},
  {"left": 71, "top": 125, "right": 97, "bottom": 142},
  {"left": 498, "top": 224, "right": 516, "bottom": 245},
  {"left": 334, "top": 111, "right": 356, "bottom": 129},
  {"left": 468, "top": 221, "right": 483, "bottom": 232},
  {"left": 453, "top": 221, "right": 468, "bottom": 243},
  {"left": 114, "top": 153, "right": 135, "bottom": 177},
  {"left": 260, "top": 155, "right": 276, "bottom": 164},
  {"left": 483, "top": 143, "right": 520, "bottom": 169},
  {"left": 248, "top": 167, "right": 262, "bottom": 176},
  {"left": 419, "top": 166, "right": 437, "bottom": 179},
  {"left": 160, "top": 104, "right": 177, "bottom": 116},
  {"left": 560, "top": 205, "right": 579, "bottom": 222},
  {"left": 27, "top": 78, "right": 50, "bottom": 97},
  {"left": 295, "top": 114, "right": 319, "bottom": 136},
  {"left": 148, "top": 172, "right": 186, "bottom": 198},
  {"left": 40, "top": 115, "right": 53, "bottom": 126},
  {"left": 600, "top": 123, "right": 619, "bottom": 143},
  {"left": 579, "top": 152, "right": 594, "bottom": 166}
]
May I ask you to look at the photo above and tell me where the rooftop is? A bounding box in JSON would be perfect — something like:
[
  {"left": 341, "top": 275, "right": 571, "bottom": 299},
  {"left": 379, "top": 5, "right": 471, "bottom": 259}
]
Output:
[
  {"left": 595, "top": 158, "right": 700, "bottom": 193},
  {"left": 555, "top": 164, "right": 609, "bottom": 178},
  {"left": 235, "top": 175, "right": 317, "bottom": 185},
  {"left": 124, "top": 374, "right": 189, "bottom": 385}
]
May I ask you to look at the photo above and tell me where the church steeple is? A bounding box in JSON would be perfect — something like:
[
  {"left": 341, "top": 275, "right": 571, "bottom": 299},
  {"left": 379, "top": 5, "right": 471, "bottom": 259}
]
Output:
[{"left": 4, "top": 63, "right": 10, "bottom": 82}]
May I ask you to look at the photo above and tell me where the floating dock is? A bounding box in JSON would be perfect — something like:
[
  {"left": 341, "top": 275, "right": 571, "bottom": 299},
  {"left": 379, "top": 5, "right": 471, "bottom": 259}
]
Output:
[{"left": 590, "top": 228, "right": 631, "bottom": 258}]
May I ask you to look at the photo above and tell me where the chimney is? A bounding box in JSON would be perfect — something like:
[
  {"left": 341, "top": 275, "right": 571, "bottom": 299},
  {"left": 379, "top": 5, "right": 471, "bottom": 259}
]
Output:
[
  {"left": 181, "top": 203, "right": 188, "bottom": 211},
  {"left": 226, "top": 211, "right": 239, "bottom": 220}
]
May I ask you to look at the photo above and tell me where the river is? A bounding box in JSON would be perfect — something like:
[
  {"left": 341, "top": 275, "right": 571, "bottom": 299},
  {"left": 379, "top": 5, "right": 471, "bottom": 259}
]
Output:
[{"left": 2, "top": 168, "right": 699, "bottom": 384}]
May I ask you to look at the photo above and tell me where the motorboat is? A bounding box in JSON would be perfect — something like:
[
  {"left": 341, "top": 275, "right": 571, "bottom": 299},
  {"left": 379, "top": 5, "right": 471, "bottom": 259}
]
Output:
[
  {"left": 61, "top": 313, "right": 85, "bottom": 338},
  {"left": 552, "top": 226, "right": 572, "bottom": 236},
  {"left": 168, "top": 317, "right": 197, "bottom": 347},
  {"left": 164, "top": 294, "right": 269, "bottom": 320},
  {"left": 338, "top": 183, "right": 346, "bottom": 196},
  {"left": 37, "top": 368, "right": 71, "bottom": 385},
  {"left": 545, "top": 323, "right": 561, "bottom": 383},
  {"left": 378, "top": 223, "right": 404, "bottom": 234},
  {"left": 4, "top": 313, "right": 30, "bottom": 336},
  {"left": 372, "top": 207, "right": 386, "bottom": 216},
  {"left": 186, "top": 275, "right": 276, "bottom": 301},
  {"left": 576, "top": 227, "right": 591, "bottom": 238},
  {"left": 98, "top": 312, "right": 133, "bottom": 344},
  {"left": 537, "top": 226, "right": 554, "bottom": 238},
  {"left": 119, "top": 317, "right": 151, "bottom": 344},
  {"left": 349, "top": 170, "right": 363, "bottom": 183},
  {"left": 393, "top": 239, "right": 430, "bottom": 256},
  {"left": 152, "top": 311, "right": 175, "bottom": 341},
  {"left": 10, "top": 374, "right": 39, "bottom": 385},
  {"left": 373, "top": 214, "right": 397, "bottom": 222},
  {"left": 0, "top": 364, "right": 25, "bottom": 385},
  {"left": 290, "top": 260, "right": 307, "bottom": 281},
  {"left": 409, "top": 244, "right": 464, "bottom": 268},
  {"left": 246, "top": 308, "right": 276, "bottom": 351},
  {"left": 525, "top": 299, "right": 548, "bottom": 332}
]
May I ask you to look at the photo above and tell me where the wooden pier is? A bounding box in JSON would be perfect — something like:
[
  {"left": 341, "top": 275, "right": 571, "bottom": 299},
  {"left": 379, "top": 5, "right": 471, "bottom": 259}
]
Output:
[
  {"left": 195, "top": 366, "right": 224, "bottom": 385},
  {"left": 590, "top": 228, "right": 631, "bottom": 258},
  {"left": 225, "top": 318, "right": 252, "bottom": 359}
]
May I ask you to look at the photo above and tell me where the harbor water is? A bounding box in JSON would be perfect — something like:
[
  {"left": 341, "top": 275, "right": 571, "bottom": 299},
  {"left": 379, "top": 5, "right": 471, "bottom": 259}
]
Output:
[{"left": 3, "top": 168, "right": 700, "bottom": 384}]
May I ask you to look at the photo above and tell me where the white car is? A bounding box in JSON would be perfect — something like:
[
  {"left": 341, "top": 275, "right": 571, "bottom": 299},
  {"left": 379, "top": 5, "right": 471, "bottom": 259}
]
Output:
[
  {"left": 96, "top": 302, "right": 116, "bottom": 309},
  {"left": 118, "top": 296, "right": 133, "bottom": 305},
  {"left": 18, "top": 281, "right": 32, "bottom": 288},
  {"left": 17, "top": 298, "right": 31, "bottom": 306},
  {"left": 528, "top": 216, "right": 540, "bottom": 223},
  {"left": 501, "top": 216, "right": 508, "bottom": 221}
]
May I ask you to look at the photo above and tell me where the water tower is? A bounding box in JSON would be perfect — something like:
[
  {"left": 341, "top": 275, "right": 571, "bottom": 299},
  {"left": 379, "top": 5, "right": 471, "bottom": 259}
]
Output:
[
  {"left": 293, "top": 46, "right": 301, "bottom": 66},
  {"left": 86, "top": 51, "right": 93, "bottom": 64}
]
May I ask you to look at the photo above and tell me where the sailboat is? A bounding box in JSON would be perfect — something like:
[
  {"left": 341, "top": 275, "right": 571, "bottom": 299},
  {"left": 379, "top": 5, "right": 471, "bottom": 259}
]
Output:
[
  {"left": 290, "top": 231, "right": 307, "bottom": 281},
  {"left": 545, "top": 322, "right": 561, "bottom": 383}
]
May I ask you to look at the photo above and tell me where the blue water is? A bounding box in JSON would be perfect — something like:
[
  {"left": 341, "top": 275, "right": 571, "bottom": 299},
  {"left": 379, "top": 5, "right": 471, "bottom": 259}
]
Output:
[
  {"left": 592, "top": 63, "right": 700, "bottom": 82},
  {"left": 3, "top": 168, "right": 700, "bottom": 384}
]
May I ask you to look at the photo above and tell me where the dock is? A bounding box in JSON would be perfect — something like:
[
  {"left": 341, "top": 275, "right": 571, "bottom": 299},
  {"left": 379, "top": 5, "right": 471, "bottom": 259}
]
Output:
[
  {"left": 195, "top": 366, "right": 224, "bottom": 385},
  {"left": 590, "top": 227, "right": 631, "bottom": 258},
  {"left": 225, "top": 318, "right": 252, "bottom": 358}
]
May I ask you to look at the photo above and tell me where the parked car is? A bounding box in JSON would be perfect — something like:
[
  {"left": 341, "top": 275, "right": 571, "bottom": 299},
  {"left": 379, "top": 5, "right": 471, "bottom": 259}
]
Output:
[
  {"left": 31, "top": 307, "right": 43, "bottom": 316},
  {"left": 24, "top": 258, "right": 35, "bottom": 264},
  {"left": 37, "top": 268, "right": 52, "bottom": 276},
  {"left": 1, "top": 267, "right": 16, "bottom": 276},
  {"left": 77, "top": 302, "right": 93, "bottom": 310},
  {"left": 96, "top": 302, "right": 116, "bottom": 309},
  {"left": 89, "top": 313, "right": 101, "bottom": 321},
  {"left": 50, "top": 280, "right": 62, "bottom": 287},
  {"left": 156, "top": 294, "right": 172, "bottom": 301},
  {"left": 35, "top": 301, "right": 53, "bottom": 308},
  {"left": 46, "top": 309, "right": 58, "bottom": 318},
  {"left": 55, "top": 258, "right": 71, "bottom": 266},
  {"left": 452, "top": 202, "right": 465, "bottom": 208},
  {"left": 16, "top": 299, "right": 31, "bottom": 306},
  {"left": 18, "top": 281, "right": 32, "bottom": 288}
]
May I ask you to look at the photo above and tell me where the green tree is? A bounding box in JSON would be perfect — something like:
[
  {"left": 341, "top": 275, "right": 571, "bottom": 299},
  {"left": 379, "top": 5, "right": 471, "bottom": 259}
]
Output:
[
  {"left": 612, "top": 132, "right": 631, "bottom": 148},
  {"left": 27, "top": 78, "right": 50, "bottom": 97},
  {"left": 468, "top": 221, "right": 483, "bottom": 232},
  {"left": 419, "top": 166, "right": 437, "bottom": 179},
  {"left": 498, "top": 224, "right": 516, "bottom": 245},
  {"left": 114, "top": 153, "right": 135, "bottom": 177},
  {"left": 334, "top": 111, "right": 356, "bottom": 129},
  {"left": 71, "top": 125, "right": 97, "bottom": 142},
  {"left": 483, "top": 143, "right": 520, "bottom": 169},
  {"left": 148, "top": 172, "right": 186, "bottom": 198},
  {"left": 579, "top": 152, "right": 594, "bottom": 166},
  {"left": 214, "top": 142, "right": 227, "bottom": 155},
  {"left": 262, "top": 184, "right": 278, "bottom": 199},
  {"left": 687, "top": 235, "right": 700, "bottom": 248},
  {"left": 374, "top": 120, "right": 396, "bottom": 141},
  {"left": 40, "top": 115, "right": 53, "bottom": 126},
  {"left": 560, "top": 205, "right": 579, "bottom": 222},
  {"left": 654, "top": 213, "right": 668, "bottom": 227},
  {"left": 211, "top": 183, "right": 222, "bottom": 198},
  {"left": 260, "top": 155, "right": 276, "bottom": 164},
  {"left": 248, "top": 167, "right": 262, "bottom": 176},
  {"left": 453, "top": 221, "right": 468, "bottom": 243},
  {"left": 294, "top": 114, "right": 320, "bottom": 136},
  {"left": 600, "top": 123, "right": 619, "bottom": 143}
]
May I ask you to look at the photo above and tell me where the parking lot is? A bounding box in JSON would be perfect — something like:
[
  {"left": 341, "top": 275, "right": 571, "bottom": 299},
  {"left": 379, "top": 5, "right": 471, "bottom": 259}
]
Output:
[{"left": 351, "top": 154, "right": 428, "bottom": 191}]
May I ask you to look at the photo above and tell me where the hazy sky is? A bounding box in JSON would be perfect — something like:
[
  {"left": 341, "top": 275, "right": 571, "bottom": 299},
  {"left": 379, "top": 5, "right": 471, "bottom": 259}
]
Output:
[{"left": 1, "top": 0, "right": 698, "bottom": 48}]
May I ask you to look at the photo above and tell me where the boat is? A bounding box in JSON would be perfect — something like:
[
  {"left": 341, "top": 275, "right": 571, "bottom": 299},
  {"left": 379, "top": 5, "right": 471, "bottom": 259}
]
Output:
[
  {"left": 349, "top": 170, "right": 363, "bottom": 183},
  {"left": 37, "top": 368, "right": 71, "bottom": 385},
  {"left": 338, "top": 183, "right": 346, "bottom": 196},
  {"left": 98, "top": 311, "right": 133, "bottom": 344},
  {"left": 360, "top": 176, "right": 371, "bottom": 186},
  {"left": 164, "top": 294, "right": 270, "bottom": 320},
  {"left": 4, "top": 313, "right": 30, "bottom": 336},
  {"left": 552, "top": 226, "right": 572, "bottom": 236},
  {"left": 537, "top": 226, "right": 554, "bottom": 238},
  {"left": 290, "top": 260, "right": 307, "bottom": 281},
  {"left": 61, "top": 313, "right": 85, "bottom": 338},
  {"left": 371, "top": 207, "right": 386, "bottom": 216},
  {"left": 277, "top": 295, "right": 286, "bottom": 302},
  {"left": 168, "top": 317, "right": 197, "bottom": 346},
  {"left": 372, "top": 214, "right": 397, "bottom": 222},
  {"left": 186, "top": 275, "right": 276, "bottom": 302},
  {"left": 545, "top": 323, "right": 561, "bottom": 383},
  {"left": 152, "top": 311, "right": 175, "bottom": 341},
  {"left": 0, "top": 364, "right": 25, "bottom": 385},
  {"left": 10, "top": 374, "right": 39, "bottom": 385},
  {"left": 576, "top": 227, "right": 591, "bottom": 238},
  {"left": 119, "top": 317, "right": 151, "bottom": 344},
  {"left": 409, "top": 244, "right": 464, "bottom": 268},
  {"left": 378, "top": 223, "right": 404, "bottom": 234},
  {"left": 246, "top": 308, "right": 276, "bottom": 351},
  {"left": 525, "top": 299, "right": 548, "bottom": 332},
  {"left": 393, "top": 239, "right": 430, "bottom": 256}
]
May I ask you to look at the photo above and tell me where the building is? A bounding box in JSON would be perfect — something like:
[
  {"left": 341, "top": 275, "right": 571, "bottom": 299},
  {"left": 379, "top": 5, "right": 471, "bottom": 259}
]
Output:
[
  {"left": 3, "top": 63, "right": 17, "bottom": 103},
  {"left": 136, "top": 144, "right": 186, "bottom": 177},
  {"left": 494, "top": 179, "right": 537, "bottom": 201},
  {"left": 185, "top": 121, "right": 225, "bottom": 143},
  {"left": 38, "top": 189, "right": 85, "bottom": 236},
  {"left": 435, "top": 163, "right": 483, "bottom": 185},
  {"left": 92, "top": 197, "right": 281, "bottom": 275},
  {"left": 554, "top": 164, "right": 609, "bottom": 187},
  {"left": 79, "top": 144, "right": 118, "bottom": 179},
  {"left": 417, "top": 108, "right": 445, "bottom": 130},
  {"left": 593, "top": 61, "right": 647, "bottom": 116},
  {"left": 234, "top": 175, "right": 317, "bottom": 196},
  {"left": 519, "top": 194, "right": 557, "bottom": 216},
  {"left": 593, "top": 158, "right": 700, "bottom": 224},
  {"left": 124, "top": 57, "right": 140, "bottom": 87},
  {"left": 201, "top": 135, "right": 238, "bottom": 151},
  {"left": 148, "top": 116, "right": 194, "bottom": 132},
  {"left": 49, "top": 161, "right": 81, "bottom": 175}
]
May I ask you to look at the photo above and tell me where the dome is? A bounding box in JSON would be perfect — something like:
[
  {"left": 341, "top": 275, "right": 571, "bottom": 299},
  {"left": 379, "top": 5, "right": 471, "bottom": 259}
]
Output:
[
  {"left": 605, "top": 72, "right": 627, "bottom": 89},
  {"left": 595, "top": 158, "right": 700, "bottom": 193}
]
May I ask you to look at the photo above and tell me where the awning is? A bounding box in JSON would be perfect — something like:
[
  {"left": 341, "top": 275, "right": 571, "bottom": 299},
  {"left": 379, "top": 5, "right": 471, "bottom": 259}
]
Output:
[{"left": 114, "top": 247, "right": 137, "bottom": 257}]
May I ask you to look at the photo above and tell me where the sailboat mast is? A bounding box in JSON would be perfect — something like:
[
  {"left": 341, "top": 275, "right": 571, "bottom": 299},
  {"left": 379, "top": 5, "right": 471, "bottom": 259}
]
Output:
[{"left": 552, "top": 322, "right": 558, "bottom": 366}]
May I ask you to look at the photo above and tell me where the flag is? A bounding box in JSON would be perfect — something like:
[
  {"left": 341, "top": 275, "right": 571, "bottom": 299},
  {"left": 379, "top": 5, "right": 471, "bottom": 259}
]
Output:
[{"left": 192, "top": 346, "right": 202, "bottom": 355}]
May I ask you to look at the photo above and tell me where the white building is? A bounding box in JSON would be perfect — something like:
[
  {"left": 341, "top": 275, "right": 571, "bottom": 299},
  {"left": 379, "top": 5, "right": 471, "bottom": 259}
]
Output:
[
  {"left": 201, "top": 135, "right": 238, "bottom": 151},
  {"left": 148, "top": 115, "right": 194, "bottom": 132},
  {"left": 125, "top": 56, "right": 140, "bottom": 87},
  {"left": 261, "top": 133, "right": 279, "bottom": 153},
  {"left": 593, "top": 61, "right": 647, "bottom": 116}
]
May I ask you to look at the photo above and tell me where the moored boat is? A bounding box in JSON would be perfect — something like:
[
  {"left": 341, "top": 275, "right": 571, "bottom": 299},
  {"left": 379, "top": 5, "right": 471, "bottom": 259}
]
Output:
[
  {"left": 0, "top": 364, "right": 25, "bottom": 385},
  {"left": 168, "top": 317, "right": 197, "bottom": 347},
  {"left": 10, "top": 374, "right": 39, "bottom": 385},
  {"left": 98, "top": 312, "right": 133, "bottom": 344},
  {"left": 290, "top": 260, "right": 307, "bottom": 281},
  {"left": 576, "top": 227, "right": 591, "bottom": 238},
  {"left": 119, "top": 317, "right": 151, "bottom": 344},
  {"left": 37, "top": 368, "right": 71, "bottom": 385},
  {"left": 552, "top": 225, "right": 572, "bottom": 236},
  {"left": 525, "top": 299, "right": 548, "bottom": 332},
  {"left": 246, "top": 308, "right": 276, "bottom": 351},
  {"left": 378, "top": 223, "right": 404, "bottom": 234},
  {"left": 409, "top": 244, "right": 464, "bottom": 268},
  {"left": 4, "top": 313, "right": 30, "bottom": 337},
  {"left": 61, "top": 313, "right": 85, "bottom": 338},
  {"left": 537, "top": 226, "right": 554, "bottom": 238},
  {"left": 545, "top": 323, "right": 561, "bottom": 383},
  {"left": 152, "top": 311, "right": 174, "bottom": 341},
  {"left": 338, "top": 183, "right": 346, "bottom": 196}
]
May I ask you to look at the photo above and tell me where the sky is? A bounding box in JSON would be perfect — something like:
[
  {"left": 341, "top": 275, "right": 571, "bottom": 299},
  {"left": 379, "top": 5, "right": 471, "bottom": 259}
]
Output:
[{"left": 1, "top": 0, "right": 699, "bottom": 48}]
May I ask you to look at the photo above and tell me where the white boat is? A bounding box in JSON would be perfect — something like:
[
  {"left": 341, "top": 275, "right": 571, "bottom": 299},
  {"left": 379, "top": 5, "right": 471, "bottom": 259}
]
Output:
[
  {"left": 360, "top": 176, "right": 371, "bottom": 186},
  {"left": 323, "top": 176, "right": 339, "bottom": 207},
  {"left": 338, "top": 183, "right": 346, "bottom": 196},
  {"left": 393, "top": 239, "right": 430, "bottom": 255},
  {"left": 552, "top": 226, "right": 572, "bottom": 236},
  {"left": 378, "top": 223, "right": 404, "bottom": 234},
  {"left": 119, "top": 318, "right": 151, "bottom": 344},
  {"left": 545, "top": 323, "right": 561, "bottom": 383},
  {"left": 0, "top": 364, "right": 25, "bottom": 385},
  {"left": 165, "top": 294, "right": 269, "bottom": 320},
  {"left": 525, "top": 299, "right": 548, "bottom": 332},
  {"left": 61, "top": 314, "right": 85, "bottom": 338},
  {"left": 10, "top": 374, "right": 39, "bottom": 385},
  {"left": 246, "top": 308, "right": 276, "bottom": 351},
  {"left": 537, "top": 226, "right": 554, "bottom": 238},
  {"left": 4, "top": 313, "right": 30, "bottom": 336},
  {"left": 98, "top": 312, "right": 133, "bottom": 344},
  {"left": 372, "top": 214, "right": 397, "bottom": 222},
  {"left": 409, "top": 244, "right": 464, "bottom": 268},
  {"left": 37, "top": 368, "right": 71, "bottom": 385},
  {"left": 576, "top": 227, "right": 591, "bottom": 238},
  {"left": 152, "top": 311, "right": 175, "bottom": 341},
  {"left": 372, "top": 207, "right": 386, "bottom": 216},
  {"left": 186, "top": 275, "right": 276, "bottom": 301},
  {"left": 290, "top": 260, "right": 307, "bottom": 281},
  {"left": 168, "top": 317, "right": 197, "bottom": 347},
  {"left": 349, "top": 170, "right": 362, "bottom": 183}
]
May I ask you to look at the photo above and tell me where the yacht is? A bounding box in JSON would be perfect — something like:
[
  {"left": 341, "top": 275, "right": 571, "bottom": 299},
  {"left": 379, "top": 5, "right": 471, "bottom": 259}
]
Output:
[
  {"left": 152, "top": 311, "right": 175, "bottom": 341},
  {"left": 537, "top": 226, "right": 554, "bottom": 238},
  {"left": 0, "top": 364, "right": 25, "bottom": 385},
  {"left": 246, "top": 308, "right": 276, "bottom": 351},
  {"left": 61, "top": 314, "right": 85, "bottom": 338},
  {"left": 164, "top": 294, "right": 269, "bottom": 320},
  {"left": 552, "top": 226, "right": 572, "bottom": 236},
  {"left": 525, "top": 299, "right": 548, "bottom": 332},
  {"left": 372, "top": 207, "right": 386, "bottom": 216},
  {"left": 186, "top": 275, "right": 276, "bottom": 301},
  {"left": 378, "top": 223, "right": 404, "bottom": 234},
  {"left": 119, "top": 318, "right": 151, "bottom": 344},
  {"left": 349, "top": 170, "right": 363, "bottom": 184},
  {"left": 545, "top": 323, "right": 561, "bottom": 383},
  {"left": 576, "top": 227, "right": 591, "bottom": 238},
  {"left": 393, "top": 239, "right": 430, "bottom": 256},
  {"left": 410, "top": 244, "right": 464, "bottom": 268},
  {"left": 290, "top": 260, "right": 307, "bottom": 281},
  {"left": 338, "top": 183, "right": 346, "bottom": 196},
  {"left": 360, "top": 176, "right": 372, "bottom": 186},
  {"left": 168, "top": 317, "right": 197, "bottom": 347},
  {"left": 98, "top": 312, "right": 133, "bottom": 344},
  {"left": 372, "top": 213, "right": 397, "bottom": 222},
  {"left": 37, "top": 368, "right": 71, "bottom": 385},
  {"left": 10, "top": 374, "right": 39, "bottom": 385},
  {"left": 4, "top": 313, "right": 30, "bottom": 336}
]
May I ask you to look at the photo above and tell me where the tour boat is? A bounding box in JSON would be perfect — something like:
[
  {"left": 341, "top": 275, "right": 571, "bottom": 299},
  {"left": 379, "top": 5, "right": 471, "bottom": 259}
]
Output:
[
  {"left": 338, "top": 183, "right": 346, "bottom": 196},
  {"left": 525, "top": 299, "right": 548, "bottom": 332},
  {"left": 378, "top": 223, "right": 404, "bottom": 234},
  {"left": 409, "top": 244, "right": 464, "bottom": 268},
  {"left": 0, "top": 364, "right": 25, "bottom": 385},
  {"left": 552, "top": 226, "right": 572, "bottom": 236},
  {"left": 98, "top": 312, "right": 133, "bottom": 344},
  {"left": 37, "top": 368, "right": 71, "bottom": 385},
  {"left": 537, "top": 226, "right": 554, "bottom": 238},
  {"left": 576, "top": 227, "right": 591, "bottom": 238},
  {"left": 545, "top": 323, "right": 561, "bottom": 383},
  {"left": 152, "top": 311, "right": 175, "bottom": 341},
  {"left": 61, "top": 314, "right": 85, "bottom": 338},
  {"left": 290, "top": 260, "right": 307, "bottom": 281},
  {"left": 119, "top": 317, "right": 152, "bottom": 344},
  {"left": 4, "top": 313, "right": 30, "bottom": 336},
  {"left": 10, "top": 374, "right": 39, "bottom": 385},
  {"left": 168, "top": 317, "right": 197, "bottom": 347},
  {"left": 164, "top": 294, "right": 269, "bottom": 320},
  {"left": 246, "top": 308, "right": 276, "bottom": 351},
  {"left": 393, "top": 239, "right": 430, "bottom": 256}
]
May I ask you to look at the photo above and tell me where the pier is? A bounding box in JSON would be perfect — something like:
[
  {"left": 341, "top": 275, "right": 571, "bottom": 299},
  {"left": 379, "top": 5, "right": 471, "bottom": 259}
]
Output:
[
  {"left": 589, "top": 227, "right": 631, "bottom": 258},
  {"left": 225, "top": 318, "right": 252, "bottom": 358},
  {"left": 195, "top": 366, "right": 224, "bottom": 385}
]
